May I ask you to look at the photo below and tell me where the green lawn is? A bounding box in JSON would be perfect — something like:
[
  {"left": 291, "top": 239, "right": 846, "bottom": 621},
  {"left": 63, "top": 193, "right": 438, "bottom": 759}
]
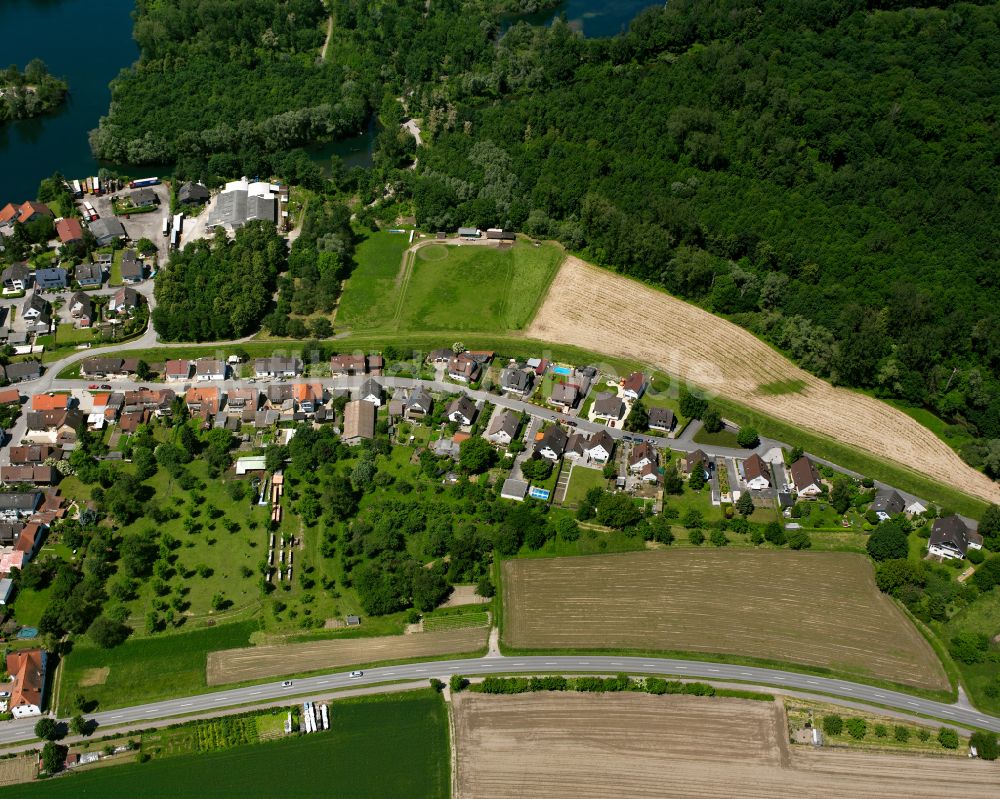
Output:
[
  {"left": 936, "top": 588, "right": 1000, "bottom": 715},
  {"left": 7, "top": 690, "right": 450, "bottom": 799},
  {"left": 563, "top": 466, "right": 608, "bottom": 507},
  {"left": 339, "top": 239, "right": 563, "bottom": 334},
  {"left": 336, "top": 229, "right": 412, "bottom": 329},
  {"left": 692, "top": 426, "right": 741, "bottom": 448},
  {"left": 109, "top": 249, "right": 124, "bottom": 287},
  {"left": 9, "top": 584, "right": 52, "bottom": 629},
  {"left": 60, "top": 620, "right": 258, "bottom": 711}
]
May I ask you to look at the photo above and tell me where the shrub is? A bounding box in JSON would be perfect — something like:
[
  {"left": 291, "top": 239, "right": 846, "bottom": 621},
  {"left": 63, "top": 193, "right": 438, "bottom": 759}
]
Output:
[
  {"left": 709, "top": 530, "right": 728, "bottom": 547},
  {"left": 970, "top": 731, "right": 999, "bottom": 760},
  {"left": 688, "top": 529, "right": 704, "bottom": 546},
  {"left": 937, "top": 727, "right": 959, "bottom": 749},
  {"left": 967, "top": 548, "right": 984, "bottom": 564},
  {"left": 917, "top": 728, "right": 930, "bottom": 742},
  {"left": 846, "top": 717, "right": 867, "bottom": 739},
  {"left": 893, "top": 725, "right": 909, "bottom": 742},
  {"left": 874, "top": 723, "right": 888, "bottom": 738},
  {"left": 822, "top": 714, "right": 843, "bottom": 736}
]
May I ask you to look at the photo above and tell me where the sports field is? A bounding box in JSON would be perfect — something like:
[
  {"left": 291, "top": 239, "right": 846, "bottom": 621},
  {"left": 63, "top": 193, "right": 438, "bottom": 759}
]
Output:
[
  {"left": 337, "top": 238, "right": 563, "bottom": 333},
  {"left": 207, "top": 627, "right": 488, "bottom": 685},
  {"left": 452, "top": 692, "right": 994, "bottom": 799},
  {"left": 502, "top": 551, "right": 947, "bottom": 690},
  {"left": 5, "top": 690, "right": 450, "bottom": 799}
]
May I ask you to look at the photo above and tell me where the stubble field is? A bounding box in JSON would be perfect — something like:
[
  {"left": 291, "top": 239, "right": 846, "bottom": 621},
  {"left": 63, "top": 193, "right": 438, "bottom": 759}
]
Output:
[
  {"left": 526, "top": 256, "right": 1000, "bottom": 504},
  {"left": 452, "top": 693, "right": 997, "bottom": 799},
  {"left": 502, "top": 550, "right": 947, "bottom": 690},
  {"left": 206, "top": 627, "right": 488, "bottom": 685}
]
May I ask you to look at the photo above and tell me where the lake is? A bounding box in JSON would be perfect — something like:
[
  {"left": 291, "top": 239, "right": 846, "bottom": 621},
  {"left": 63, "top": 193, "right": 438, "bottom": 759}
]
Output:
[
  {"left": 502, "top": 0, "right": 661, "bottom": 38},
  {"left": 0, "top": 0, "right": 138, "bottom": 204}
]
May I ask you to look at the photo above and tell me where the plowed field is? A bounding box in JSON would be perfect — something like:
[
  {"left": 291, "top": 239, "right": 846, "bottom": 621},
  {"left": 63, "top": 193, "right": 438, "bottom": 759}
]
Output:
[
  {"left": 527, "top": 257, "right": 1000, "bottom": 504},
  {"left": 206, "top": 627, "right": 487, "bottom": 685},
  {"left": 502, "top": 551, "right": 947, "bottom": 690},
  {"left": 452, "top": 693, "right": 997, "bottom": 799}
]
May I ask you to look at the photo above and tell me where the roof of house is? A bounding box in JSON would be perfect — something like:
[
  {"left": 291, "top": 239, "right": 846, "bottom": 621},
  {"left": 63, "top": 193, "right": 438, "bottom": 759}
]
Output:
[
  {"left": 0, "top": 492, "right": 41, "bottom": 511},
  {"left": 75, "top": 262, "right": 103, "bottom": 283},
  {"left": 81, "top": 357, "right": 124, "bottom": 375},
  {"left": 20, "top": 201, "right": 52, "bottom": 219},
  {"left": 178, "top": 182, "right": 210, "bottom": 203},
  {"left": 790, "top": 456, "right": 822, "bottom": 489},
  {"left": 0, "top": 204, "right": 18, "bottom": 224},
  {"left": 87, "top": 217, "right": 126, "bottom": 240},
  {"left": 0, "top": 389, "right": 20, "bottom": 405},
  {"left": 592, "top": 392, "right": 623, "bottom": 418},
  {"left": 358, "top": 377, "right": 382, "bottom": 399},
  {"left": 112, "top": 286, "right": 140, "bottom": 308},
  {"left": 34, "top": 267, "right": 67, "bottom": 286},
  {"left": 743, "top": 453, "right": 770, "bottom": 484},
  {"left": 254, "top": 356, "right": 301, "bottom": 374},
  {"left": 23, "top": 292, "right": 50, "bottom": 315},
  {"left": 343, "top": 399, "right": 375, "bottom": 441},
  {"left": 587, "top": 429, "right": 615, "bottom": 454},
  {"left": 648, "top": 406, "right": 675, "bottom": 428},
  {"left": 500, "top": 367, "right": 531, "bottom": 392},
  {"left": 120, "top": 259, "right": 144, "bottom": 281},
  {"left": 293, "top": 383, "right": 324, "bottom": 403},
  {"left": 195, "top": 358, "right": 225, "bottom": 376},
  {"left": 871, "top": 490, "right": 905, "bottom": 515},
  {"left": 9, "top": 445, "right": 58, "bottom": 465},
  {"left": 27, "top": 409, "right": 84, "bottom": 431},
  {"left": 55, "top": 217, "right": 84, "bottom": 242},
  {"left": 2, "top": 262, "right": 30, "bottom": 282},
  {"left": 537, "top": 425, "right": 568, "bottom": 454},
  {"left": 929, "top": 515, "right": 980, "bottom": 555},
  {"left": 630, "top": 441, "right": 657, "bottom": 466},
  {"left": 329, "top": 354, "right": 366, "bottom": 371},
  {"left": 226, "top": 387, "right": 259, "bottom": 408},
  {"left": 447, "top": 396, "right": 476, "bottom": 421},
  {"left": 1, "top": 466, "right": 57, "bottom": 485},
  {"left": 165, "top": 359, "right": 191, "bottom": 378},
  {"left": 448, "top": 354, "right": 479, "bottom": 379},
  {"left": 488, "top": 409, "right": 520, "bottom": 440},
  {"left": 31, "top": 393, "right": 68, "bottom": 412},
  {"left": 622, "top": 372, "right": 645, "bottom": 394},
  {"left": 5, "top": 649, "right": 45, "bottom": 712},
  {"left": 550, "top": 382, "right": 578, "bottom": 405},
  {"left": 70, "top": 291, "right": 93, "bottom": 315},
  {"left": 184, "top": 387, "right": 221, "bottom": 410},
  {"left": 406, "top": 389, "right": 433, "bottom": 411},
  {"left": 130, "top": 188, "right": 158, "bottom": 206},
  {"left": 4, "top": 361, "right": 41, "bottom": 381}
]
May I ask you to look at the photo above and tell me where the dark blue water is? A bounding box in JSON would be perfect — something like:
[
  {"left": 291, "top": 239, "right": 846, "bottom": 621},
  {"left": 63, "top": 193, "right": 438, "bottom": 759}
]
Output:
[
  {"left": 0, "top": 0, "right": 139, "bottom": 204},
  {"left": 502, "top": 0, "right": 660, "bottom": 38}
]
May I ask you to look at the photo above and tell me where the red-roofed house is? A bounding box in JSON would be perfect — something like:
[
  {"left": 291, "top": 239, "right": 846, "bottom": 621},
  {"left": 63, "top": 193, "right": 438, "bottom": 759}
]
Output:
[
  {"left": 31, "top": 393, "right": 69, "bottom": 412},
  {"left": 5, "top": 649, "right": 47, "bottom": 718},
  {"left": 621, "top": 372, "right": 646, "bottom": 401},
  {"left": 14, "top": 521, "right": 46, "bottom": 559},
  {"left": 293, "top": 383, "right": 324, "bottom": 413},
  {"left": 56, "top": 217, "right": 84, "bottom": 245},
  {"left": 185, "top": 387, "right": 221, "bottom": 416},
  {"left": 0, "top": 204, "right": 19, "bottom": 224},
  {"left": 17, "top": 201, "right": 52, "bottom": 224},
  {"left": 0, "top": 389, "right": 20, "bottom": 405}
]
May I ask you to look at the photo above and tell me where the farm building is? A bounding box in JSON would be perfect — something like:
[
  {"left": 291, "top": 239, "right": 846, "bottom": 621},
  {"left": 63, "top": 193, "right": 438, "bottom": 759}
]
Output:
[
  {"left": 343, "top": 400, "right": 375, "bottom": 445},
  {"left": 206, "top": 179, "right": 277, "bottom": 233},
  {"left": 5, "top": 648, "right": 47, "bottom": 717}
]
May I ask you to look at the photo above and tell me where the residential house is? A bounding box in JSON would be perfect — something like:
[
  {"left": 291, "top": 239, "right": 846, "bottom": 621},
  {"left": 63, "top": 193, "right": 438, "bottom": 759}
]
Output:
[
  {"left": 31, "top": 393, "right": 70, "bottom": 412},
  {"left": 0, "top": 388, "right": 19, "bottom": 405},
  {"left": 621, "top": 372, "right": 646, "bottom": 401},
  {"left": 0, "top": 466, "right": 58, "bottom": 486},
  {"left": 499, "top": 367, "right": 533, "bottom": 396},
  {"left": 108, "top": 286, "right": 140, "bottom": 315},
  {"left": 0, "top": 578, "right": 14, "bottom": 606},
  {"left": 368, "top": 355, "right": 384, "bottom": 376},
  {"left": 682, "top": 449, "right": 709, "bottom": 477},
  {"left": 630, "top": 442, "right": 658, "bottom": 473},
  {"left": 5, "top": 649, "right": 47, "bottom": 718},
  {"left": 33, "top": 268, "right": 67, "bottom": 290},
  {"left": 584, "top": 430, "right": 615, "bottom": 464},
  {"left": 342, "top": 400, "right": 375, "bottom": 445},
  {"left": 87, "top": 217, "right": 126, "bottom": 247},
  {"left": 638, "top": 463, "right": 660, "bottom": 483},
  {"left": 591, "top": 392, "right": 624, "bottom": 422},
  {"left": 178, "top": 182, "right": 210, "bottom": 205},
  {"left": 194, "top": 358, "right": 226, "bottom": 381},
  {"left": 0, "top": 521, "right": 23, "bottom": 546},
  {"left": 225, "top": 388, "right": 259, "bottom": 416},
  {"left": 486, "top": 410, "right": 520, "bottom": 446},
  {"left": 432, "top": 436, "right": 462, "bottom": 460},
  {"left": 129, "top": 187, "right": 158, "bottom": 207},
  {"left": 265, "top": 384, "right": 295, "bottom": 413},
  {"left": 790, "top": 456, "right": 823, "bottom": 497},
  {"left": 69, "top": 292, "right": 94, "bottom": 326},
  {"left": 447, "top": 396, "right": 477, "bottom": 426},
  {"left": 120, "top": 250, "right": 144, "bottom": 283},
  {"left": 26, "top": 409, "right": 84, "bottom": 444},
  {"left": 184, "top": 387, "right": 221, "bottom": 416},
  {"left": 293, "top": 383, "right": 324, "bottom": 414},
  {"left": 2, "top": 361, "right": 42, "bottom": 383},
  {"left": 427, "top": 348, "right": 453, "bottom": 364},
  {"left": 535, "top": 425, "right": 568, "bottom": 461},
  {"left": 0, "top": 492, "right": 42, "bottom": 519},
  {"left": 254, "top": 356, "right": 301, "bottom": 379},
  {"left": 55, "top": 217, "right": 84, "bottom": 245},
  {"left": 928, "top": 515, "right": 983, "bottom": 560},
  {"left": 21, "top": 292, "right": 50, "bottom": 323},
  {"left": 357, "top": 377, "right": 383, "bottom": 407},
  {"left": 74, "top": 262, "right": 103, "bottom": 289},
  {"left": 9, "top": 445, "right": 58, "bottom": 465},
  {"left": 447, "top": 353, "right": 480, "bottom": 383},
  {"left": 743, "top": 454, "right": 771, "bottom": 490},
  {"left": 119, "top": 409, "right": 149, "bottom": 433},
  {"left": 0, "top": 204, "right": 16, "bottom": 225},
  {"left": 1, "top": 263, "right": 30, "bottom": 292},
  {"left": 906, "top": 499, "right": 929, "bottom": 516},
  {"left": 647, "top": 406, "right": 675, "bottom": 433},
  {"left": 548, "top": 382, "right": 578, "bottom": 410},
  {"left": 871, "top": 490, "right": 905, "bottom": 522},
  {"left": 164, "top": 359, "right": 191, "bottom": 381},
  {"left": 329, "top": 354, "right": 366, "bottom": 376},
  {"left": 404, "top": 389, "right": 433, "bottom": 420},
  {"left": 80, "top": 358, "right": 129, "bottom": 379},
  {"left": 15, "top": 202, "right": 52, "bottom": 224}
]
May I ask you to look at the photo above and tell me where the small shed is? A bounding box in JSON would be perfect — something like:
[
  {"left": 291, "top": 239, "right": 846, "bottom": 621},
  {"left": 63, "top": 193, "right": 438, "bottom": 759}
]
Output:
[{"left": 346, "top": 615, "right": 361, "bottom": 626}]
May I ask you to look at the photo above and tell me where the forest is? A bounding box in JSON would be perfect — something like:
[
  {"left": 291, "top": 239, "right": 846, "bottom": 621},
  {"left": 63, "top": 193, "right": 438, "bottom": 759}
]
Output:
[
  {"left": 0, "top": 60, "right": 67, "bottom": 122},
  {"left": 152, "top": 223, "right": 285, "bottom": 341}
]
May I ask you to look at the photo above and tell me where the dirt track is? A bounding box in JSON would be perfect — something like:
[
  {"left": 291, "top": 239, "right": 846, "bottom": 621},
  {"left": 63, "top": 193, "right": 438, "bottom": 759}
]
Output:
[
  {"left": 502, "top": 551, "right": 948, "bottom": 690},
  {"left": 452, "top": 693, "right": 998, "bottom": 799},
  {"left": 206, "top": 628, "right": 487, "bottom": 686},
  {"left": 527, "top": 257, "right": 1000, "bottom": 504}
]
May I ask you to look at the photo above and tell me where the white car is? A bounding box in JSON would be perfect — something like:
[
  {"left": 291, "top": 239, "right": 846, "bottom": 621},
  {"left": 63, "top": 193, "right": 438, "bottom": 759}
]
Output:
[
  {"left": 280, "top": 680, "right": 293, "bottom": 688},
  {"left": 349, "top": 670, "right": 364, "bottom": 679}
]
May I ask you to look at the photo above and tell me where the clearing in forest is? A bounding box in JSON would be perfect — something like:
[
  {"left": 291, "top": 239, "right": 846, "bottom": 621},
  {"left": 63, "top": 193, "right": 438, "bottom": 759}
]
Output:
[
  {"left": 502, "top": 550, "right": 947, "bottom": 690},
  {"left": 452, "top": 692, "right": 996, "bottom": 799},
  {"left": 526, "top": 256, "right": 1000, "bottom": 504}
]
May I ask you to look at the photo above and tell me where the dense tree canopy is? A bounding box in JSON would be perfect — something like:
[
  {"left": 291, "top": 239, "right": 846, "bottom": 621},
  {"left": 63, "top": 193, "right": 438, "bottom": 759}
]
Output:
[{"left": 0, "top": 60, "right": 67, "bottom": 122}]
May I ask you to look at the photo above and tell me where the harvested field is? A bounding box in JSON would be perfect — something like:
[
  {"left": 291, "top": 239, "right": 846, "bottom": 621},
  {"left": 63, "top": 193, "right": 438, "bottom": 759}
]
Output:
[
  {"left": 0, "top": 755, "right": 36, "bottom": 787},
  {"left": 206, "top": 627, "right": 487, "bottom": 685},
  {"left": 452, "top": 693, "right": 998, "bottom": 799},
  {"left": 438, "top": 584, "right": 490, "bottom": 608},
  {"left": 502, "top": 551, "right": 947, "bottom": 690},
  {"left": 527, "top": 257, "right": 1000, "bottom": 504}
]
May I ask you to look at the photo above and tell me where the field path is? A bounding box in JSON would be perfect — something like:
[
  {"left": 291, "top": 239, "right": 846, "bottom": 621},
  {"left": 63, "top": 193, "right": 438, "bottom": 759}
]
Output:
[{"left": 527, "top": 256, "right": 1000, "bottom": 503}]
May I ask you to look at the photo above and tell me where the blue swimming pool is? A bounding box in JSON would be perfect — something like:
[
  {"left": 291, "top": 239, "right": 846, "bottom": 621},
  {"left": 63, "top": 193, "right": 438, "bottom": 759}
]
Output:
[
  {"left": 551, "top": 366, "right": 572, "bottom": 376},
  {"left": 529, "top": 487, "right": 551, "bottom": 500}
]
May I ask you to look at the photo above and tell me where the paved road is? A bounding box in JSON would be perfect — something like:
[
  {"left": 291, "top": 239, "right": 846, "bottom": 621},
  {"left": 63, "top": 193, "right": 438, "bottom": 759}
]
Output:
[{"left": 1, "top": 654, "right": 996, "bottom": 746}]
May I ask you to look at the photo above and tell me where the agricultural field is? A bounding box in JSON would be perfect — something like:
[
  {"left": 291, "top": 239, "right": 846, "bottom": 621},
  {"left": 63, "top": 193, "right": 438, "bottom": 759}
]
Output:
[
  {"left": 60, "top": 621, "right": 258, "bottom": 711},
  {"left": 206, "top": 626, "right": 488, "bottom": 685},
  {"left": 451, "top": 692, "right": 996, "bottom": 799},
  {"left": 526, "top": 256, "right": 1000, "bottom": 505},
  {"left": 0, "top": 755, "right": 37, "bottom": 787},
  {"left": 338, "top": 239, "right": 563, "bottom": 334},
  {"left": 502, "top": 550, "right": 948, "bottom": 690},
  {"left": 5, "top": 691, "right": 450, "bottom": 799}
]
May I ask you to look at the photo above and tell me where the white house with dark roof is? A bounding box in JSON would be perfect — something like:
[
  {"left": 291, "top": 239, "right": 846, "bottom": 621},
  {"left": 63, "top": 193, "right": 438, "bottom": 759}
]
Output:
[
  {"left": 647, "top": 406, "right": 675, "bottom": 433},
  {"left": 591, "top": 392, "right": 624, "bottom": 422},
  {"left": 871, "top": 490, "right": 905, "bottom": 521},
  {"left": 357, "top": 377, "right": 383, "bottom": 407},
  {"left": 500, "top": 367, "right": 533, "bottom": 396},
  {"left": 927, "top": 515, "right": 982, "bottom": 560},
  {"left": 446, "top": 396, "right": 477, "bottom": 426},
  {"left": 535, "top": 425, "right": 568, "bottom": 461},
  {"left": 584, "top": 430, "right": 615, "bottom": 464},
  {"left": 629, "top": 442, "right": 657, "bottom": 473},
  {"left": 194, "top": 358, "right": 226, "bottom": 381},
  {"left": 487, "top": 410, "right": 520, "bottom": 446},
  {"left": 790, "top": 456, "right": 823, "bottom": 497},
  {"left": 742, "top": 453, "right": 771, "bottom": 490}
]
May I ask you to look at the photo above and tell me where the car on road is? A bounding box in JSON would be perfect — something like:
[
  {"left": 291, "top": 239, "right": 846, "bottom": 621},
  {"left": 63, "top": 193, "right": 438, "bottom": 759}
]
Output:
[
  {"left": 567, "top": 421, "right": 578, "bottom": 427},
  {"left": 99, "top": 384, "right": 112, "bottom": 390},
  {"left": 349, "top": 670, "right": 364, "bottom": 678},
  {"left": 88, "top": 384, "right": 99, "bottom": 389},
  {"left": 280, "top": 680, "right": 293, "bottom": 687}
]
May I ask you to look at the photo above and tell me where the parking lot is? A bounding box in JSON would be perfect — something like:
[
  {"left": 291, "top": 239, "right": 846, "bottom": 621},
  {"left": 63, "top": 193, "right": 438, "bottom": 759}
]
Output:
[{"left": 90, "top": 183, "right": 172, "bottom": 266}]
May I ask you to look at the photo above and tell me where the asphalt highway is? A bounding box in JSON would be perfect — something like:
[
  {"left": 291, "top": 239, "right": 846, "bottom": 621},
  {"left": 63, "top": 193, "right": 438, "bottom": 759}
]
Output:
[{"left": 2, "top": 654, "right": 998, "bottom": 746}]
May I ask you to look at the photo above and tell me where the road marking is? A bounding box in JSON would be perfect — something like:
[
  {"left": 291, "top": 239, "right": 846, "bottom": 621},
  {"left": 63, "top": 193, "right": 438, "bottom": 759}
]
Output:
[
  {"left": 179, "top": 703, "right": 192, "bottom": 707},
  {"left": 213, "top": 697, "right": 224, "bottom": 702},
  {"left": 874, "top": 694, "right": 885, "bottom": 699},
  {"left": 249, "top": 692, "right": 261, "bottom": 696},
  {"left": 544, "top": 662, "right": 557, "bottom": 665},
  {"left": 674, "top": 666, "right": 687, "bottom": 670},
  {"left": 109, "top": 714, "right": 122, "bottom": 719},
  {"left": 739, "top": 672, "right": 752, "bottom": 677},
  {"left": 384, "top": 672, "right": 396, "bottom": 676},
  {"left": 708, "top": 668, "right": 720, "bottom": 673},
  {"left": 611, "top": 662, "right": 623, "bottom": 666},
  {"left": 841, "top": 687, "right": 852, "bottom": 692},
  {"left": 806, "top": 680, "right": 818, "bottom": 685},
  {"left": 908, "top": 701, "right": 918, "bottom": 706}
]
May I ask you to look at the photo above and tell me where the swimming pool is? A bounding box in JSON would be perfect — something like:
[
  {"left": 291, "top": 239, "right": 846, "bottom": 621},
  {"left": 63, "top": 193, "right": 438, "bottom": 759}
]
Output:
[
  {"left": 551, "top": 365, "right": 572, "bottom": 376},
  {"left": 529, "top": 487, "right": 551, "bottom": 500}
]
